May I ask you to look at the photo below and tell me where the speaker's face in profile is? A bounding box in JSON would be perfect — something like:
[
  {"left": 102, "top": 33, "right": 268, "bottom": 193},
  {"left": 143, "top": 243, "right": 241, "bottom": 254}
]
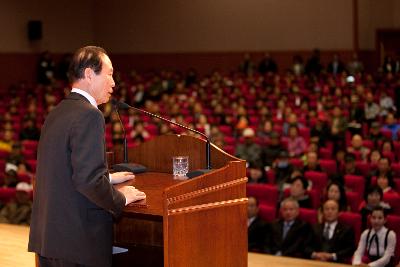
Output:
[{"left": 91, "top": 54, "right": 115, "bottom": 105}]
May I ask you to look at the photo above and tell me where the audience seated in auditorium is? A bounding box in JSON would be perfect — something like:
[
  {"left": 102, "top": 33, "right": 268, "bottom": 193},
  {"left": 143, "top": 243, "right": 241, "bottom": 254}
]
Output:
[
  {"left": 247, "top": 162, "right": 267, "bottom": 184},
  {"left": 359, "top": 186, "right": 392, "bottom": 230},
  {"left": 310, "top": 113, "right": 330, "bottom": 147},
  {"left": 380, "top": 91, "right": 396, "bottom": 116},
  {"left": 347, "top": 134, "right": 370, "bottom": 162},
  {"left": 272, "top": 150, "right": 294, "bottom": 188},
  {"left": 347, "top": 53, "right": 364, "bottom": 75},
  {"left": 383, "top": 113, "right": 400, "bottom": 141},
  {"left": 353, "top": 206, "right": 397, "bottom": 266},
  {"left": 369, "top": 121, "right": 385, "bottom": 147},
  {"left": 5, "top": 142, "right": 24, "bottom": 168},
  {"left": 323, "top": 182, "right": 349, "bottom": 212},
  {"left": 369, "top": 149, "right": 382, "bottom": 166},
  {"left": 364, "top": 92, "right": 380, "bottom": 126},
  {"left": 288, "top": 176, "right": 312, "bottom": 209},
  {"left": 265, "top": 198, "right": 311, "bottom": 258},
  {"left": 2, "top": 167, "right": 18, "bottom": 188},
  {"left": 306, "top": 200, "right": 355, "bottom": 263},
  {"left": 19, "top": 117, "right": 40, "bottom": 141},
  {"left": 262, "top": 131, "right": 284, "bottom": 167},
  {"left": 327, "top": 54, "right": 345, "bottom": 76},
  {"left": 247, "top": 196, "right": 268, "bottom": 252},
  {"left": 286, "top": 125, "right": 307, "bottom": 158},
  {"left": 0, "top": 182, "right": 32, "bottom": 225},
  {"left": 303, "top": 151, "right": 322, "bottom": 173},
  {"left": 330, "top": 106, "right": 347, "bottom": 151},
  {"left": 235, "top": 128, "right": 262, "bottom": 167},
  {"left": 258, "top": 53, "right": 278, "bottom": 75},
  {"left": 0, "top": 130, "right": 15, "bottom": 153},
  {"left": 376, "top": 175, "right": 397, "bottom": 196},
  {"left": 369, "top": 157, "right": 395, "bottom": 185}
]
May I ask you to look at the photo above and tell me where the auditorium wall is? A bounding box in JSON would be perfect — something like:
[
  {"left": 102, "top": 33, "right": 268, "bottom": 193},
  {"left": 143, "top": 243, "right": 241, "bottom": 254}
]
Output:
[{"left": 0, "top": 0, "right": 399, "bottom": 88}]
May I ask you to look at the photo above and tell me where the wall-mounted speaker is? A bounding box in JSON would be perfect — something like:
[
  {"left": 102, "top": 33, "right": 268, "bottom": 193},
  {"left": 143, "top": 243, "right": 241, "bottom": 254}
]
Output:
[{"left": 28, "top": 20, "right": 42, "bottom": 41}]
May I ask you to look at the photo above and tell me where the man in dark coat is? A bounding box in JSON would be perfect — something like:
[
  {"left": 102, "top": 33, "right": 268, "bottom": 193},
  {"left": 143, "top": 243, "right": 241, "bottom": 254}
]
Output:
[
  {"left": 306, "top": 200, "right": 355, "bottom": 263},
  {"left": 266, "top": 197, "right": 311, "bottom": 258},
  {"left": 28, "top": 46, "right": 146, "bottom": 267}
]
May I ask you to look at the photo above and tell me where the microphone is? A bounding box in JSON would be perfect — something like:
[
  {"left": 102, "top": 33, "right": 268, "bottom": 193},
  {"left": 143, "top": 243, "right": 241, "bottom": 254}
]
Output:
[
  {"left": 110, "top": 100, "right": 147, "bottom": 174},
  {"left": 111, "top": 99, "right": 212, "bottom": 178}
]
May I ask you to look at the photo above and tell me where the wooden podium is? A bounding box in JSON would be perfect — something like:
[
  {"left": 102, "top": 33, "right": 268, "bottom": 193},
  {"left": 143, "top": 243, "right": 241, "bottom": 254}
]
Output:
[{"left": 112, "top": 134, "right": 248, "bottom": 267}]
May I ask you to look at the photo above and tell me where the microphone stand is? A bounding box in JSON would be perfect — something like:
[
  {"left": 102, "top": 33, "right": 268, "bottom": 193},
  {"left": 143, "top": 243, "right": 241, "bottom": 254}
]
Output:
[{"left": 112, "top": 100, "right": 212, "bottom": 177}]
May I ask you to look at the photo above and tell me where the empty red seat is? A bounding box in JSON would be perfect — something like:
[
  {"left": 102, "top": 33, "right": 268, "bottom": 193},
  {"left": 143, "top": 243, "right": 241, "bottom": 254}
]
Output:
[
  {"left": 391, "top": 162, "right": 400, "bottom": 177},
  {"left": 346, "top": 191, "right": 362, "bottom": 212},
  {"left": 355, "top": 161, "right": 371, "bottom": 177},
  {"left": 339, "top": 211, "right": 362, "bottom": 242},
  {"left": 289, "top": 158, "right": 304, "bottom": 169},
  {"left": 304, "top": 171, "right": 328, "bottom": 193},
  {"left": 299, "top": 208, "right": 318, "bottom": 225},
  {"left": 382, "top": 151, "right": 395, "bottom": 163},
  {"left": 383, "top": 193, "right": 400, "bottom": 215},
  {"left": 0, "top": 188, "right": 16, "bottom": 203},
  {"left": 22, "top": 140, "right": 38, "bottom": 151},
  {"left": 344, "top": 174, "right": 365, "bottom": 197},
  {"left": 258, "top": 204, "right": 276, "bottom": 223},
  {"left": 319, "top": 159, "right": 337, "bottom": 176},
  {"left": 247, "top": 184, "right": 278, "bottom": 207},
  {"left": 319, "top": 147, "right": 332, "bottom": 159}
]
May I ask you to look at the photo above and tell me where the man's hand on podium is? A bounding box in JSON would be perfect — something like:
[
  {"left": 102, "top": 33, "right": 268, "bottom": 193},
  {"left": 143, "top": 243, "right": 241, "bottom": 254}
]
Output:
[
  {"left": 118, "top": 186, "right": 146, "bottom": 205},
  {"left": 110, "top": 171, "right": 135, "bottom": 184}
]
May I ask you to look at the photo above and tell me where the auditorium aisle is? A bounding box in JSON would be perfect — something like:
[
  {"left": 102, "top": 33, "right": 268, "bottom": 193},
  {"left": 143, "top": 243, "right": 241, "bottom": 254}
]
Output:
[{"left": 0, "top": 224, "right": 350, "bottom": 267}]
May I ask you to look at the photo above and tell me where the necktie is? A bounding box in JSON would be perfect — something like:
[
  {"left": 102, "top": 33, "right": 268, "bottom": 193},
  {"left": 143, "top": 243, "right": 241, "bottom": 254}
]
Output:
[
  {"left": 283, "top": 222, "right": 291, "bottom": 239},
  {"left": 323, "top": 223, "right": 330, "bottom": 240}
]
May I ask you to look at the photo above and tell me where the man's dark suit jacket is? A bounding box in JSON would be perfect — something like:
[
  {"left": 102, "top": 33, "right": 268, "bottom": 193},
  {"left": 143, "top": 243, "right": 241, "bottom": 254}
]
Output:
[
  {"left": 305, "top": 222, "right": 355, "bottom": 263},
  {"left": 248, "top": 216, "right": 268, "bottom": 252},
  {"left": 28, "top": 93, "right": 126, "bottom": 267},
  {"left": 266, "top": 218, "right": 311, "bottom": 258}
]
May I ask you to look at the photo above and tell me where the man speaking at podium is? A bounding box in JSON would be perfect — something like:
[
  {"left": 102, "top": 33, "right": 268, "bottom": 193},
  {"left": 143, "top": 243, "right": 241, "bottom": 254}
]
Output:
[{"left": 28, "top": 46, "right": 146, "bottom": 267}]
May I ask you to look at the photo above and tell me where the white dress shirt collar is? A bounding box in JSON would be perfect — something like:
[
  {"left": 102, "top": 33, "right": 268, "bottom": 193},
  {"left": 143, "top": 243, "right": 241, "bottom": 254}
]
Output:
[{"left": 71, "top": 88, "right": 98, "bottom": 109}]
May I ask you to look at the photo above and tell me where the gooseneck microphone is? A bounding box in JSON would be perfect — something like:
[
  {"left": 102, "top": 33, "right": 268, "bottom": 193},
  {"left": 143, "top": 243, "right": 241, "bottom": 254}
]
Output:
[
  {"left": 111, "top": 99, "right": 212, "bottom": 177},
  {"left": 111, "top": 100, "right": 147, "bottom": 174}
]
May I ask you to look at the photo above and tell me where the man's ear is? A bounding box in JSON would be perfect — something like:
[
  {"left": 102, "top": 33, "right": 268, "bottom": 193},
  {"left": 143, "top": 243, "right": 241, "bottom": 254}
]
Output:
[{"left": 84, "top": 67, "right": 93, "bottom": 81}]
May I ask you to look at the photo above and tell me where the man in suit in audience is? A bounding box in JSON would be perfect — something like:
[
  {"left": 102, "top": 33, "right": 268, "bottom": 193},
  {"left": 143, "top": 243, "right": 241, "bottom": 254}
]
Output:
[
  {"left": 266, "top": 197, "right": 311, "bottom": 258},
  {"left": 306, "top": 200, "right": 355, "bottom": 263},
  {"left": 248, "top": 196, "right": 268, "bottom": 252},
  {"left": 28, "top": 46, "right": 146, "bottom": 267}
]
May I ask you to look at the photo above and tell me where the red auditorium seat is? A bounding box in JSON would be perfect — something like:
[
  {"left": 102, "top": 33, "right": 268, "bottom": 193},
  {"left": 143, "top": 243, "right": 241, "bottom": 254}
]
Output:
[
  {"left": 298, "top": 127, "right": 310, "bottom": 144},
  {"left": 0, "top": 150, "right": 10, "bottom": 159},
  {"left": 319, "top": 159, "right": 337, "bottom": 176},
  {"left": 319, "top": 147, "right": 332, "bottom": 159},
  {"left": 223, "top": 136, "right": 236, "bottom": 146},
  {"left": 246, "top": 184, "right": 278, "bottom": 207},
  {"left": 298, "top": 208, "right": 318, "bottom": 225},
  {"left": 383, "top": 193, "right": 400, "bottom": 215},
  {"left": 258, "top": 204, "right": 276, "bottom": 223},
  {"left": 355, "top": 161, "right": 371, "bottom": 177},
  {"left": 17, "top": 173, "right": 31, "bottom": 183},
  {"left": 223, "top": 145, "right": 235, "bottom": 155},
  {"left": 382, "top": 151, "right": 395, "bottom": 163},
  {"left": 22, "top": 140, "right": 38, "bottom": 151},
  {"left": 144, "top": 124, "right": 158, "bottom": 135},
  {"left": 0, "top": 188, "right": 16, "bottom": 204},
  {"left": 218, "top": 125, "right": 232, "bottom": 136},
  {"left": 346, "top": 191, "right": 361, "bottom": 212},
  {"left": 391, "top": 162, "right": 400, "bottom": 177},
  {"left": 22, "top": 149, "right": 37, "bottom": 160},
  {"left": 394, "top": 141, "right": 400, "bottom": 156},
  {"left": 304, "top": 171, "right": 328, "bottom": 193},
  {"left": 338, "top": 211, "right": 362, "bottom": 243},
  {"left": 386, "top": 215, "right": 400, "bottom": 263},
  {"left": 289, "top": 158, "right": 304, "bottom": 169},
  {"left": 362, "top": 140, "right": 374, "bottom": 150},
  {"left": 26, "top": 159, "right": 37, "bottom": 173},
  {"left": 344, "top": 174, "right": 365, "bottom": 197},
  {"left": 380, "top": 129, "right": 393, "bottom": 140}
]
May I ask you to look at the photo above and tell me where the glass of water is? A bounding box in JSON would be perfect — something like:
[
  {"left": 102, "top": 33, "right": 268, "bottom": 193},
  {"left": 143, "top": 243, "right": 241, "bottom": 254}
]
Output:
[{"left": 172, "top": 156, "right": 189, "bottom": 177}]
